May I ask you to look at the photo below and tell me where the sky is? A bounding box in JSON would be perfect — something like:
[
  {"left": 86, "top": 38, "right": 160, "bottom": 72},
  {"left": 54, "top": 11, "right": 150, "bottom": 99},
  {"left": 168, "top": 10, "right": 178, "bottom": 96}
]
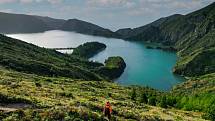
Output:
[{"left": 0, "top": 0, "right": 214, "bottom": 30}]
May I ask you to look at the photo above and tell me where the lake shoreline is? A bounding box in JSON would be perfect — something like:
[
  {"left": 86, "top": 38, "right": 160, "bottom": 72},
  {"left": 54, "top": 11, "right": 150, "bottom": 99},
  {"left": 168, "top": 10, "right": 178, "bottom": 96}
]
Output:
[{"left": 7, "top": 30, "right": 184, "bottom": 91}]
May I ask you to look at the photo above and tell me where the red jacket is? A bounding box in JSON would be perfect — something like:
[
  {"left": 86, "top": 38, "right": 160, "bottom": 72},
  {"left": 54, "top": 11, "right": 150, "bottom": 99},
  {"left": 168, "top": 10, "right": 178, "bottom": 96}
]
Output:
[{"left": 104, "top": 102, "right": 112, "bottom": 113}]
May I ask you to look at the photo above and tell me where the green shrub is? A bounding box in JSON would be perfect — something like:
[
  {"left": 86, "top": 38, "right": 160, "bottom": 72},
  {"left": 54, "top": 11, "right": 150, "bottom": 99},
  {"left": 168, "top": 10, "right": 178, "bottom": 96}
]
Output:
[
  {"left": 131, "top": 88, "right": 137, "bottom": 101},
  {"left": 203, "top": 105, "right": 215, "bottom": 121},
  {"left": 159, "top": 96, "right": 167, "bottom": 108},
  {"left": 35, "top": 82, "right": 42, "bottom": 87},
  {"left": 140, "top": 93, "right": 148, "bottom": 104},
  {"left": 148, "top": 97, "right": 156, "bottom": 106}
]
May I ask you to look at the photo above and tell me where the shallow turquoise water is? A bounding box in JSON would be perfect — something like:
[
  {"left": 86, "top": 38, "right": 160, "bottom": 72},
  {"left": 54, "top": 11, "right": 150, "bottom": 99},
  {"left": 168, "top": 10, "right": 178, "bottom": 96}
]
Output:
[{"left": 7, "top": 30, "right": 184, "bottom": 91}]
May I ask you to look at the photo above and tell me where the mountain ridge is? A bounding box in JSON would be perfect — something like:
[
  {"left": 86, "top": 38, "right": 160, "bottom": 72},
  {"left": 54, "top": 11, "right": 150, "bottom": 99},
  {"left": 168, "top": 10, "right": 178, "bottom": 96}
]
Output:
[
  {"left": 116, "top": 2, "right": 215, "bottom": 77},
  {"left": 0, "top": 12, "right": 120, "bottom": 38}
]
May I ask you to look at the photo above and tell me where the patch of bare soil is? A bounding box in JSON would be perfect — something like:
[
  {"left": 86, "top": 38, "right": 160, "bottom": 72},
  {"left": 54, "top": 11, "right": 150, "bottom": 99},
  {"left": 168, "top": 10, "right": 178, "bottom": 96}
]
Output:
[{"left": 0, "top": 103, "right": 32, "bottom": 112}]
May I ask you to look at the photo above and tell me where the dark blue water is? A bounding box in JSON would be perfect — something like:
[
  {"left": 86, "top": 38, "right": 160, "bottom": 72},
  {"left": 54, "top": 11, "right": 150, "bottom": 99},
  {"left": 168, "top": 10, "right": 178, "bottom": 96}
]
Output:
[{"left": 7, "top": 30, "right": 184, "bottom": 91}]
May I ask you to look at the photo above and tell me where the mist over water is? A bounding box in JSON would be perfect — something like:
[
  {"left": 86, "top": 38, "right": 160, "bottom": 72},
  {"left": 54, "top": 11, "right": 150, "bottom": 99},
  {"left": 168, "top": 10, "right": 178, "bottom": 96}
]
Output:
[{"left": 7, "top": 30, "right": 184, "bottom": 91}]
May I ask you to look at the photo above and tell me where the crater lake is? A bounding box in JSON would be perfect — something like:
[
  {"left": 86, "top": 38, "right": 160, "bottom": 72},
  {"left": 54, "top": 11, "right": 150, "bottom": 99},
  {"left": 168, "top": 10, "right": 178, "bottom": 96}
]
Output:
[{"left": 7, "top": 30, "right": 184, "bottom": 91}]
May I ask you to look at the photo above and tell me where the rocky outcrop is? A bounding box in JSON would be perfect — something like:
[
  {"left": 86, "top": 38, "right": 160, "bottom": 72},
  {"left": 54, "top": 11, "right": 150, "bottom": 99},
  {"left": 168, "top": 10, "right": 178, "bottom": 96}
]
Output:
[{"left": 95, "top": 56, "right": 126, "bottom": 80}]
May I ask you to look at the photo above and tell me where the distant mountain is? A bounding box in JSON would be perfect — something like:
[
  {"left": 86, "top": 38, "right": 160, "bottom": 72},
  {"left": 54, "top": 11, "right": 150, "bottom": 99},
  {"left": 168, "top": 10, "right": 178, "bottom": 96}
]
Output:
[
  {"left": 116, "top": 14, "right": 184, "bottom": 43},
  {"left": 0, "top": 12, "right": 118, "bottom": 38},
  {"left": 116, "top": 2, "right": 215, "bottom": 77},
  {"left": 35, "top": 16, "right": 66, "bottom": 29},
  {"left": 60, "top": 19, "right": 119, "bottom": 38},
  {"left": 0, "top": 12, "right": 52, "bottom": 33}
]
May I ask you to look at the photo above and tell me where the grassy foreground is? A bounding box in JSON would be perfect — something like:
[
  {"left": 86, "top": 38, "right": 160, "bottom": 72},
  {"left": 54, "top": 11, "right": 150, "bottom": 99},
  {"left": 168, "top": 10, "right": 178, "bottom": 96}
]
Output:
[{"left": 0, "top": 66, "right": 206, "bottom": 121}]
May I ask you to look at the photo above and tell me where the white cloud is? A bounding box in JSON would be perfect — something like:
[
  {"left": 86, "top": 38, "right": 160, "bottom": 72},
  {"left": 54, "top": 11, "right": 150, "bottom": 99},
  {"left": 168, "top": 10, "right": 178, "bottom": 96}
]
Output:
[
  {"left": 47, "top": 0, "right": 63, "bottom": 4},
  {"left": 87, "top": 0, "right": 136, "bottom": 8},
  {"left": 20, "top": 0, "right": 33, "bottom": 3},
  {"left": 0, "top": 0, "right": 17, "bottom": 4},
  {"left": 19, "top": 0, "right": 63, "bottom": 4}
]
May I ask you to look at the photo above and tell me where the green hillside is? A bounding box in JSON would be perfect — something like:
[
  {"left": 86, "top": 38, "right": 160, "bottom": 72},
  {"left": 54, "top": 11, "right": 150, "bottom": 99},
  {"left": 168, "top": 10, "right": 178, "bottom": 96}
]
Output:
[
  {"left": 1, "top": 34, "right": 128, "bottom": 83},
  {"left": 0, "top": 66, "right": 207, "bottom": 121},
  {"left": 115, "top": 3, "right": 215, "bottom": 120},
  {"left": 0, "top": 34, "right": 105, "bottom": 81},
  {"left": 0, "top": 33, "right": 212, "bottom": 120},
  {"left": 117, "top": 2, "right": 215, "bottom": 78}
]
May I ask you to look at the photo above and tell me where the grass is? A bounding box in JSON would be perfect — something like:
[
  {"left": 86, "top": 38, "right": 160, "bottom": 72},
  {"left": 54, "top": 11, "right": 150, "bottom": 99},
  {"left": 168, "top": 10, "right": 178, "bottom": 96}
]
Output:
[{"left": 0, "top": 66, "right": 207, "bottom": 121}]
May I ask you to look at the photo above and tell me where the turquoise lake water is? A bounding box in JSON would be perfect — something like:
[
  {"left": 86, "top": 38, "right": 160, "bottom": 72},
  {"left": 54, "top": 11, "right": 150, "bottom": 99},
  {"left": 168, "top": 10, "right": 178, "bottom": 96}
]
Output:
[{"left": 7, "top": 30, "right": 184, "bottom": 91}]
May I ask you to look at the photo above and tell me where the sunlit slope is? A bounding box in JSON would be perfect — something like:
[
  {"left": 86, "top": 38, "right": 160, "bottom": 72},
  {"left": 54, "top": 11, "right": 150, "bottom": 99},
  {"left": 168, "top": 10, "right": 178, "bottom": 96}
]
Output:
[{"left": 0, "top": 67, "right": 206, "bottom": 121}]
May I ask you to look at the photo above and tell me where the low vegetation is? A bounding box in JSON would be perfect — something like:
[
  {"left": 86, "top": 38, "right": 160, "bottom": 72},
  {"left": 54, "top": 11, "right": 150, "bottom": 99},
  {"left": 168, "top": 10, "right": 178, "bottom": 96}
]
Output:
[
  {"left": 0, "top": 34, "right": 105, "bottom": 81},
  {"left": 72, "top": 42, "right": 106, "bottom": 58},
  {"left": 117, "top": 2, "right": 215, "bottom": 78},
  {"left": 95, "top": 56, "right": 126, "bottom": 80},
  {"left": 0, "top": 67, "right": 206, "bottom": 121},
  {"left": 0, "top": 34, "right": 212, "bottom": 120},
  {"left": 0, "top": 35, "right": 127, "bottom": 82}
]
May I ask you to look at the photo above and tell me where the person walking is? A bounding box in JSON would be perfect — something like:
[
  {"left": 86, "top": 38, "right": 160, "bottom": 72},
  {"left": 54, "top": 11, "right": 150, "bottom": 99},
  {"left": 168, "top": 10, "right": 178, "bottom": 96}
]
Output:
[{"left": 103, "top": 101, "right": 112, "bottom": 120}]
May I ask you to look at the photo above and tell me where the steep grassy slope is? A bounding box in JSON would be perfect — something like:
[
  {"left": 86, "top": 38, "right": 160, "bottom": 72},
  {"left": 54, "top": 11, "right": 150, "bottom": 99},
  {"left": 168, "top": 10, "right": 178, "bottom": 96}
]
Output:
[
  {"left": 115, "top": 4, "right": 215, "bottom": 120},
  {"left": 0, "top": 34, "right": 106, "bottom": 80},
  {"left": 173, "top": 3, "right": 215, "bottom": 76},
  {"left": 0, "top": 34, "right": 128, "bottom": 81},
  {"left": 170, "top": 73, "right": 215, "bottom": 120},
  {"left": 172, "top": 73, "right": 215, "bottom": 95},
  {"left": 174, "top": 48, "right": 215, "bottom": 76},
  {"left": 116, "top": 2, "right": 215, "bottom": 77},
  {"left": 0, "top": 67, "right": 206, "bottom": 121}
]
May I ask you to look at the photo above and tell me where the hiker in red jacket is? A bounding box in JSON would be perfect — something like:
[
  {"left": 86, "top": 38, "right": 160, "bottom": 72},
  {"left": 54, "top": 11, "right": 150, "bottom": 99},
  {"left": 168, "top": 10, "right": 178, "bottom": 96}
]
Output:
[{"left": 103, "top": 101, "right": 112, "bottom": 120}]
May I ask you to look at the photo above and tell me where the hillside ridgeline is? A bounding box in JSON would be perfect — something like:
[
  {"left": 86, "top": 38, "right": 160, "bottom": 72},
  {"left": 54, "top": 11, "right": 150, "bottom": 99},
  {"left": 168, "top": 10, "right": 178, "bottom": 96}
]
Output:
[
  {"left": 0, "top": 35, "right": 127, "bottom": 81},
  {"left": 0, "top": 12, "right": 119, "bottom": 38},
  {"left": 116, "top": 2, "right": 215, "bottom": 77}
]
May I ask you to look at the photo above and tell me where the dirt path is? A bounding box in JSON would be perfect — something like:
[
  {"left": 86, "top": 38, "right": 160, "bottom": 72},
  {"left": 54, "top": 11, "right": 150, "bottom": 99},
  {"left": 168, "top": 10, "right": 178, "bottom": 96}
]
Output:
[{"left": 0, "top": 103, "right": 32, "bottom": 112}]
